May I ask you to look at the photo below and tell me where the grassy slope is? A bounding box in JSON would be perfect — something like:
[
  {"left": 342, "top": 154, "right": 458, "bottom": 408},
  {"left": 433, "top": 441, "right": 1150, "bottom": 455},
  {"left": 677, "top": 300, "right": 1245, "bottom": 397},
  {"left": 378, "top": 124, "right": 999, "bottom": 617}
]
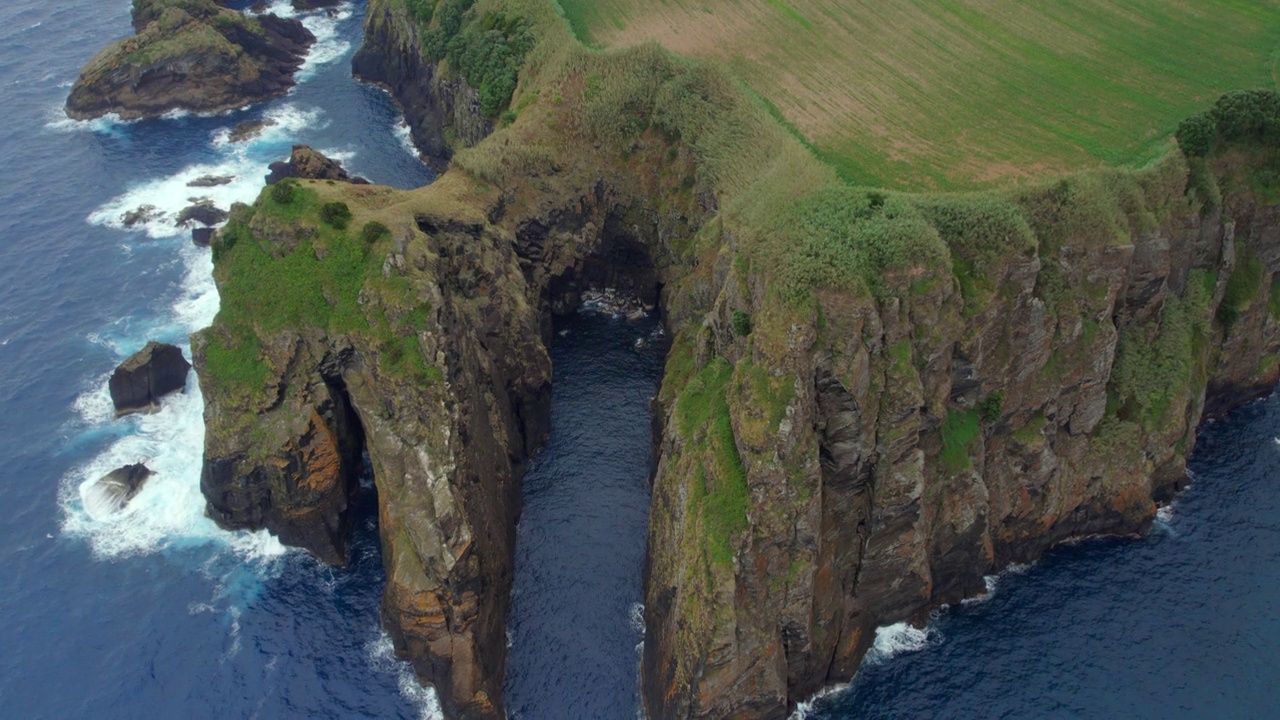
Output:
[{"left": 558, "top": 0, "right": 1280, "bottom": 190}]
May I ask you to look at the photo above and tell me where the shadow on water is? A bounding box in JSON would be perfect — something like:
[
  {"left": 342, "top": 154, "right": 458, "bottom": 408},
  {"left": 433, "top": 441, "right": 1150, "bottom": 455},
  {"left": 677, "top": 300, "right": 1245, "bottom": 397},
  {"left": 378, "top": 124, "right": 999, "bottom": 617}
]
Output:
[{"left": 504, "top": 310, "right": 669, "bottom": 720}]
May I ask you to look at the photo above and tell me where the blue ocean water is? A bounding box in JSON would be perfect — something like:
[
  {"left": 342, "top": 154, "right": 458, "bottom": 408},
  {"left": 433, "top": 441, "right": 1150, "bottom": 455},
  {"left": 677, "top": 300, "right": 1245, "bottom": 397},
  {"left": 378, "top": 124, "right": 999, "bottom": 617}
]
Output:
[
  {"left": 0, "top": 0, "right": 1275, "bottom": 718},
  {"left": 504, "top": 312, "right": 666, "bottom": 719}
]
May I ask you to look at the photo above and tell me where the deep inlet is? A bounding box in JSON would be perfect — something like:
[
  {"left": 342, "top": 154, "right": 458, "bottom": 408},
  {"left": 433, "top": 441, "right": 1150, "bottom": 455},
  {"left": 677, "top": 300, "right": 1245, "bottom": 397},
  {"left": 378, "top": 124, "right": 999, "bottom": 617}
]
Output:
[{"left": 502, "top": 308, "right": 669, "bottom": 718}]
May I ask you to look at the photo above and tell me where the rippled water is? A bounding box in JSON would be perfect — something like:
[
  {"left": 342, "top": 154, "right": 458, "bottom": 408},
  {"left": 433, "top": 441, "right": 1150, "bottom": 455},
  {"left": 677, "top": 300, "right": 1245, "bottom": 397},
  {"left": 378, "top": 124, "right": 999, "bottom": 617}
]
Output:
[{"left": 505, "top": 312, "right": 667, "bottom": 719}]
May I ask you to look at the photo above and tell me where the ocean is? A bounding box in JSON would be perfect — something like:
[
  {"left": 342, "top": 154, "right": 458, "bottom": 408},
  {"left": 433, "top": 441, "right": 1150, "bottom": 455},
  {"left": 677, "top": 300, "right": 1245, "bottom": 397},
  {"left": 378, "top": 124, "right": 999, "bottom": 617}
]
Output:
[{"left": 0, "top": 1, "right": 1274, "bottom": 718}]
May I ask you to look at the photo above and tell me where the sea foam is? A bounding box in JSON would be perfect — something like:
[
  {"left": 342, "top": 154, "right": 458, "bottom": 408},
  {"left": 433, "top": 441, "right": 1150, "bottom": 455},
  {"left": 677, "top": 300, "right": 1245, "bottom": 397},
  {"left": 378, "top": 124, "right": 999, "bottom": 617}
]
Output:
[{"left": 368, "top": 632, "right": 445, "bottom": 720}]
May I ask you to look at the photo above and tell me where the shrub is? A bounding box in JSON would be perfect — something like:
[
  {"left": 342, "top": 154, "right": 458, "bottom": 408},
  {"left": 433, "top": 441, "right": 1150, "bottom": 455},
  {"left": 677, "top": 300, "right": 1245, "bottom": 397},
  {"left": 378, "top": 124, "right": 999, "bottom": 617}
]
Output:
[
  {"left": 731, "top": 309, "right": 752, "bottom": 337},
  {"left": 320, "top": 201, "right": 352, "bottom": 230},
  {"left": 979, "top": 392, "right": 1004, "bottom": 422},
  {"left": 1176, "top": 90, "right": 1280, "bottom": 157},
  {"left": 406, "top": 0, "right": 434, "bottom": 24},
  {"left": 361, "top": 220, "right": 390, "bottom": 245},
  {"left": 270, "top": 180, "right": 295, "bottom": 204}
]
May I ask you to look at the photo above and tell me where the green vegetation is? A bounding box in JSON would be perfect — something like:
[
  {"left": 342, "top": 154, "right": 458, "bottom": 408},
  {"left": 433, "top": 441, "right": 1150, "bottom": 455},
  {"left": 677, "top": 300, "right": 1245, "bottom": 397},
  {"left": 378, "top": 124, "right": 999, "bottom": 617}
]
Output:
[
  {"left": 978, "top": 392, "right": 1004, "bottom": 423},
  {"left": 1220, "top": 247, "right": 1265, "bottom": 326},
  {"left": 361, "top": 220, "right": 391, "bottom": 245},
  {"left": 1178, "top": 90, "right": 1280, "bottom": 157},
  {"left": 270, "top": 180, "right": 296, "bottom": 204},
  {"left": 676, "top": 358, "right": 749, "bottom": 567},
  {"left": 416, "top": 0, "right": 535, "bottom": 116},
  {"left": 1013, "top": 414, "right": 1047, "bottom": 445},
  {"left": 202, "top": 184, "right": 439, "bottom": 399},
  {"left": 1109, "top": 274, "right": 1215, "bottom": 431},
  {"left": 730, "top": 310, "right": 752, "bottom": 337},
  {"left": 320, "top": 201, "right": 353, "bottom": 229},
  {"left": 940, "top": 409, "right": 981, "bottom": 472},
  {"left": 562, "top": 0, "right": 1280, "bottom": 189}
]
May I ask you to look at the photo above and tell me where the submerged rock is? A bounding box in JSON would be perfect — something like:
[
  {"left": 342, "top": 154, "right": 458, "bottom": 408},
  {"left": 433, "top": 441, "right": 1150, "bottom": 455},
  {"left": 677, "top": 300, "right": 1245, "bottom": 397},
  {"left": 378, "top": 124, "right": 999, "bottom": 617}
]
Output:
[
  {"left": 186, "top": 175, "right": 235, "bottom": 188},
  {"left": 227, "top": 118, "right": 277, "bottom": 143},
  {"left": 88, "top": 463, "right": 154, "bottom": 515},
  {"left": 121, "top": 205, "right": 162, "bottom": 228},
  {"left": 65, "top": 0, "right": 315, "bottom": 120},
  {"left": 109, "top": 341, "right": 191, "bottom": 417}
]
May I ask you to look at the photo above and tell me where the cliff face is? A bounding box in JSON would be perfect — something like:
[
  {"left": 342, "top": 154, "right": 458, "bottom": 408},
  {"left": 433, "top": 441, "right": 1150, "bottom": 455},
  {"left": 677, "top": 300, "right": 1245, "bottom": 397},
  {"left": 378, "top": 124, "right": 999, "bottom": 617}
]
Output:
[
  {"left": 641, "top": 154, "right": 1280, "bottom": 717},
  {"left": 66, "top": 0, "right": 314, "bottom": 120},
  {"left": 352, "top": 0, "right": 493, "bottom": 169}
]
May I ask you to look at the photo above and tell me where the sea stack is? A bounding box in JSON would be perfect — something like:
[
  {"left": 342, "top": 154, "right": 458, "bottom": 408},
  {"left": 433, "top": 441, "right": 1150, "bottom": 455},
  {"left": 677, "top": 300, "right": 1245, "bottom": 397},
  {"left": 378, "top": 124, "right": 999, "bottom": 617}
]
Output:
[{"left": 109, "top": 341, "right": 192, "bottom": 417}]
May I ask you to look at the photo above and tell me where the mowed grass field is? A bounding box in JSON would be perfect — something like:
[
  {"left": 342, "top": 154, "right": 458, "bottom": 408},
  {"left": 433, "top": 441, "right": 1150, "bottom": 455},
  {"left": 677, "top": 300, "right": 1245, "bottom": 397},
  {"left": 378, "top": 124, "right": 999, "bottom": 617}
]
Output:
[{"left": 556, "top": 0, "right": 1280, "bottom": 190}]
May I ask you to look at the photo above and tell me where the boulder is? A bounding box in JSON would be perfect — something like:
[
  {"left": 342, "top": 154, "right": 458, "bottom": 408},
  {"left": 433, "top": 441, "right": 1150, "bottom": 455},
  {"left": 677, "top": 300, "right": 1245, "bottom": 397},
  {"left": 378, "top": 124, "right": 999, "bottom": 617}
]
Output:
[
  {"left": 109, "top": 341, "right": 192, "bottom": 416},
  {"left": 266, "top": 145, "right": 368, "bottom": 185},
  {"left": 192, "top": 227, "right": 214, "bottom": 247},
  {"left": 89, "top": 464, "right": 155, "bottom": 515},
  {"left": 177, "top": 201, "right": 229, "bottom": 227}
]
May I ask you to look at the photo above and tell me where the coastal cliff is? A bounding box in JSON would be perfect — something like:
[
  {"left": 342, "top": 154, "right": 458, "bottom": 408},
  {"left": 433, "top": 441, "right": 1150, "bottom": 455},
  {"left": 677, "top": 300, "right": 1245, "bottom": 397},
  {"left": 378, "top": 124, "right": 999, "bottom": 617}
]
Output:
[
  {"left": 191, "top": 1, "right": 1280, "bottom": 718},
  {"left": 66, "top": 0, "right": 314, "bottom": 120},
  {"left": 352, "top": 0, "right": 495, "bottom": 168},
  {"left": 641, "top": 151, "right": 1280, "bottom": 718}
]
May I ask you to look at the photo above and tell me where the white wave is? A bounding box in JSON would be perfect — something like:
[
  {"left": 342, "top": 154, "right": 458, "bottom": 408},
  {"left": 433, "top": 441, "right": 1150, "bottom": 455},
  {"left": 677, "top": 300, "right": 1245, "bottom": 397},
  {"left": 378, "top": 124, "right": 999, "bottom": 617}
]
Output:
[
  {"left": 367, "top": 632, "right": 444, "bottom": 720},
  {"left": 294, "top": 4, "right": 355, "bottom": 78},
  {"left": 394, "top": 122, "right": 420, "bottom": 159},
  {"left": 45, "top": 106, "right": 133, "bottom": 134},
  {"left": 211, "top": 103, "right": 325, "bottom": 147},
  {"left": 629, "top": 602, "right": 645, "bottom": 635},
  {"left": 961, "top": 561, "right": 1031, "bottom": 606},
  {"left": 866, "top": 621, "right": 935, "bottom": 664},
  {"left": 88, "top": 158, "right": 267, "bottom": 239},
  {"left": 790, "top": 682, "right": 849, "bottom": 720}
]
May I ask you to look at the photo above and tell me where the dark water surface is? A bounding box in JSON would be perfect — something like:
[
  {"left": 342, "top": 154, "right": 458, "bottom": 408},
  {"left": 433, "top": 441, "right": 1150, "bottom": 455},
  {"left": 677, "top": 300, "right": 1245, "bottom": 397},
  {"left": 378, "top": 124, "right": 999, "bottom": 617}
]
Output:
[
  {"left": 505, "top": 312, "right": 667, "bottom": 719},
  {"left": 0, "top": 0, "right": 1277, "bottom": 718}
]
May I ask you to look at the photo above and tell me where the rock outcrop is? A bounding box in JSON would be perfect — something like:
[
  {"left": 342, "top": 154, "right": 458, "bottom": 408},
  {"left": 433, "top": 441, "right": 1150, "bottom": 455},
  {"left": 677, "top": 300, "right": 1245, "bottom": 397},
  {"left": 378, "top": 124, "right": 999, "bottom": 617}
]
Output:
[
  {"left": 351, "top": 0, "right": 493, "bottom": 168},
  {"left": 110, "top": 341, "right": 191, "bottom": 416},
  {"left": 65, "top": 0, "right": 315, "bottom": 120},
  {"left": 265, "top": 145, "right": 367, "bottom": 185}
]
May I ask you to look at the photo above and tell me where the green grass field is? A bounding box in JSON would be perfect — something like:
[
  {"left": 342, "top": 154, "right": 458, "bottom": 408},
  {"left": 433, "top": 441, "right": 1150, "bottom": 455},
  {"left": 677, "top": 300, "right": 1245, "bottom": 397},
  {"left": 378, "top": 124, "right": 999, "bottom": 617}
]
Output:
[{"left": 555, "top": 0, "right": 1280, "bottom": 190}]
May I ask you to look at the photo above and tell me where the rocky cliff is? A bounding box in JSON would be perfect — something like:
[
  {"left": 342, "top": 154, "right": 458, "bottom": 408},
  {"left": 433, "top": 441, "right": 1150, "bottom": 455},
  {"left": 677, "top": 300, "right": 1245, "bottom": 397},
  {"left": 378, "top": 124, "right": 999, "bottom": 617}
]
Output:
[
  {"left": 352, "top": 0, "right": 493, "bottom": 169},
  {"left": 193, "top": 2, "right": 1280, "bottom": 718},
  {"left": 641, "top": 149, "right": 1280, "bottom": 718},
  {"left": 66, "top": 0, "right": 314, "bottom": 120}
]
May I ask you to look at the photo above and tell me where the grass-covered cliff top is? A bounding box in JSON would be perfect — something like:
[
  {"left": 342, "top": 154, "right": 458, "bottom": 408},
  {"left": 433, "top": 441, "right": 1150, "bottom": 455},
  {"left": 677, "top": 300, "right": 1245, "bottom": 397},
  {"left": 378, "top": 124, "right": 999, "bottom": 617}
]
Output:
[{"left": 555, "top": 0, "right": 1280, "bottom": 190}]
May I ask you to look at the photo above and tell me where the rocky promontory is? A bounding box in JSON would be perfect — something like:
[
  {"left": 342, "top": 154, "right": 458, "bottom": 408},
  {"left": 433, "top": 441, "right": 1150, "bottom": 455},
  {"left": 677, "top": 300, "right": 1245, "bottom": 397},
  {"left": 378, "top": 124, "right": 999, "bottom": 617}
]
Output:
[
  {"left": 65, "top": 0, "right": 315, "bottom": 120},
  {"left": 192, "top": 2, "right": 1280, "bottom": 719}
]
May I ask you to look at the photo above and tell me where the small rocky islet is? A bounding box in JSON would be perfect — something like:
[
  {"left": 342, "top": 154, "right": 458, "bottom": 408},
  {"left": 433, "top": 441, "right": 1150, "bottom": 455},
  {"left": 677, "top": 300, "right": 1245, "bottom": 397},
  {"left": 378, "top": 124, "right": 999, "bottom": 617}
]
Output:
[{"left": 64, "top": 0, "right": 315, "bottom": 120}]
